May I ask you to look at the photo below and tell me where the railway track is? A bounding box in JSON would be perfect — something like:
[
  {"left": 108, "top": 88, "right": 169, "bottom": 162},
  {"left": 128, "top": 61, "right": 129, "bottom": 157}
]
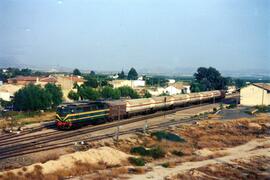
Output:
[
  {"left": 0, "top": 101, "right": 213, "bottom": 146},
  {"left": 0, "top": 95, "right": 239, "bottom": 160},
  {"left": 0, "top": 116, "right": 195, "bottom": 160}
]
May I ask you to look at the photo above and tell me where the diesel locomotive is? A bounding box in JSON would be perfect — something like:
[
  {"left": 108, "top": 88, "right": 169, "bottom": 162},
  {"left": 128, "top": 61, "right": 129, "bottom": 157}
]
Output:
[{"left": 56, "top": 90, "right": 225, "bottom": 129}]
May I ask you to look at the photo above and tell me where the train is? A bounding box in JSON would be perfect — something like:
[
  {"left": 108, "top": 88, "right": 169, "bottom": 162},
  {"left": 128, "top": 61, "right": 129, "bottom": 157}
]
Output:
[{"left": 55, "top": 90, "right": 225, "bottom": 129}]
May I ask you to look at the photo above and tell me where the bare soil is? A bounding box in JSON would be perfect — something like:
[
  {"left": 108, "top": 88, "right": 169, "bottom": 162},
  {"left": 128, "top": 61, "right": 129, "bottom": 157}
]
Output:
[{"left": 1, "top": 114, "right": 269, "bottom": 180}]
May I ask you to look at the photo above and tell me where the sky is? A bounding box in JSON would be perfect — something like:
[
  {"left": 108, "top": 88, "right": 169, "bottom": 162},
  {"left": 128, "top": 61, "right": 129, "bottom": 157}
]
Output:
[{"left": 0, "top": 0, "right": 269, "bottom": 73}]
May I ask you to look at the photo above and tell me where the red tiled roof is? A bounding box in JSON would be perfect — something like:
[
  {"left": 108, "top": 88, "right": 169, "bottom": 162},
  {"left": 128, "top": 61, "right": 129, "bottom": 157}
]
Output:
[
  {"left": 66, "top": 76, "right": 86, "bottom": 82},
  {"left": 40, "top": 77, "right": 57, "bottom": 83},
  {"left": 8, "top": 76, "right": 38, "bottom": 81}
]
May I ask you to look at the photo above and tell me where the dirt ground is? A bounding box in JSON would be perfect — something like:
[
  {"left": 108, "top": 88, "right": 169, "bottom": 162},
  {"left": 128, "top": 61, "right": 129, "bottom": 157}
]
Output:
[{"left": 1, "top": 114, "right": 269, "bottom": 180}]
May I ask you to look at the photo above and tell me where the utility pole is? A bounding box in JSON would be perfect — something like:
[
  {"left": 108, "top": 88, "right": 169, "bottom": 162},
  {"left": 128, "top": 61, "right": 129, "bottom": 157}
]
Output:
[
  {"left": 164, "top": 97, "right": 167, "bottom": 120},
  {"left": 115, "top": 126, "right": 120, "bottom": 142},
  {"left": 143, "top": 120, "right": 148, "bottom": 134}
]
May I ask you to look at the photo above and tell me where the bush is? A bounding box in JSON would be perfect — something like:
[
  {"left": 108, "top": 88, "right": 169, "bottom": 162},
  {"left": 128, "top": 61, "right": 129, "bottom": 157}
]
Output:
[
  {"left": 143, "top": 91, "right": 152, "bottom": 98},
  {"left": 172, "top": 150, "right": 184, "bottom": 157},
  {"left": 130, "top": 146, "right": 165, "bottom": 159},
  {"left": 227, "top": 104, "right": 236, "bottom": 109},
  {"left": 128, "top": 157, "right": 145, "bottom": 166},
  {"left": 255, "top": 105, "right": 270, "bottom": 113},
  {"left": 101, "top": 86, "right": 120, "bottom": 99},
  {"left": 68, "top": 90, "right": 80, "bottom": 101},
  {"left": 118, "top": 86, "right": 140, "bottom": 99},
  {"left": 161, "top": 162, "right": 169, "bottom": 168},
  {"left": 130, "top": 146, "right": 147, "bottom": 156},
  {"left": 151, "top": 131, "right": 185, "bottom": 142},
  {"left": 150, "top": 146, "right": 165, "bottom": 159}
]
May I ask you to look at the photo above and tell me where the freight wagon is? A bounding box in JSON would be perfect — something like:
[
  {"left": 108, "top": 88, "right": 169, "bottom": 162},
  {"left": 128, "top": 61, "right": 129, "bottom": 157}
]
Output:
[{"left": 56, "top": 90, "right": 225, "bottom": 129}]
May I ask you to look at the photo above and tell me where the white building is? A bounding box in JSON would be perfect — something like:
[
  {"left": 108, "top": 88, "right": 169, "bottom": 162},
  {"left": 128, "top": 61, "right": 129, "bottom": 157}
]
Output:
[
  {"left": 165, "top": 82, "right": 191, "bottom": 95},
  {"left": 147, "top": 87, "right": 166, "bottom": 96},
  {"left": 240, "top": 83, "right": 270, "bottom": 106},
  {"left": 109, "top": 74, "right": 119, "bottom": 79},
  {"left": 168, "top": 79, "right": 176, "bottom": 84},
  {"left": 165, "top": 86, "right": 182, "bottom": 95},
  {"left": 110, "top": 80, "right": 145, "bottom": 88}
]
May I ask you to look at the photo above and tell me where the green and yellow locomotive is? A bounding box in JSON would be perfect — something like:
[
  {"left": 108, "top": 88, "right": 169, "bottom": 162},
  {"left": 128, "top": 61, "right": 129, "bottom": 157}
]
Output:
[{"left": 56, "top": 101, "right": 110, "bottom": 129}]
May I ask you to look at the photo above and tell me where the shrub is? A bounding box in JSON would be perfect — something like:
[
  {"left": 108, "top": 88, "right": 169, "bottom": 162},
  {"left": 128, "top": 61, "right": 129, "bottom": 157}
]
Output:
[
  {"left": 227, "top": 104, "right": 236, "bottom": 109},
  {"left": 151, "top": 131, "right": 185, "bottom": 142},
  {"left": 255, "top": 105, "right": 270, "bottom": 113},
  {"left": 150, "top": 146, "right": 165, "bottom": 159},
  {"left": 172, "top": 150, "right": 184, "bottom": 157},
  {"left": 130, "top": 146, "right": 165, "bottom": 159},
  {"left": 130, "top": 146, "right": 147, "bottom": 156},
  {"left": 128, "top": 157, "right": 145, "bottom": 166},
  {"left": 161, "top": 162, "right": 169, "bottom": 168}
]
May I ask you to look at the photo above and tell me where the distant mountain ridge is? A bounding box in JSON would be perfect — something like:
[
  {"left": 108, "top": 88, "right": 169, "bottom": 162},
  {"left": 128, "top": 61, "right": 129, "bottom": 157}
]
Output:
[{"left": 0, "top": 62, "right": 269, "bottom": 78}]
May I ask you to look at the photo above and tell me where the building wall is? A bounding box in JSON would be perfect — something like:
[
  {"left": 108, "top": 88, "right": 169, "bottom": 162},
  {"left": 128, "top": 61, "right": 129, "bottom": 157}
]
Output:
[
  {"left": 240, "top": 85, "right": 270, "bottom": 106},
  {"left": 0, "top": 92, "right": 12, "bottom": 101},
  {"left": 165, "top": 86, "right": 182, "bottom": 95},
  {"left": 110, "top": 80, "right": 145, "bottom": 88}
]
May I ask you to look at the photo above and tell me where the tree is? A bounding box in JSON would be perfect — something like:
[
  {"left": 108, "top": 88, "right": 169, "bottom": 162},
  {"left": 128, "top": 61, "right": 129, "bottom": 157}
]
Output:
[
  {"left": 191, "top": 67, "right": 227, "bottom": 92},
  {"left": 234, "top": 79, "right": 246, "bottom": 88},
  {"left": 118, "top": 70, "right": 126, "bottom": 79},
  {"left": 20, "top": 68, "right": 32, "bottom": 76},
  {"left": 127, "top": 67, "right": 138, "bottom": 80},
  {"left": 101, "top": 86, "right": 120, "bottom": 99},
  {"left": 68, "top": 90, "right": 80, "bottom": 101},
  {"left": 90, "top": 70, "right": 96, "bottom": 76},
  {"left": 84, "top": 75, "right": 99, "bottom": 88},
  {"left": 118, "top": 86, "right": 140, "bottom": 99},
  {"left": 145, "top": 77, "right": 168, "bottom": 87},
  {"left": 14, "top": 84, "right": 51, "bottom": 111},
  {"left": 143, "top": 90, "right": 152, "bottom": 98},
  {"left": 73, "top": 68, "right": 81, "bottom": 76},
  {"left": 44, "top": 83, "right": 63, "bottom": 107},
  {"left": 78, "top": 86, "right": 100, "bottom": 100}
]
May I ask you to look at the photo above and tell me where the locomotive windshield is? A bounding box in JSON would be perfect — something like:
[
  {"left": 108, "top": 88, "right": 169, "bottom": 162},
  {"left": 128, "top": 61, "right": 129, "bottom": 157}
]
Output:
[{"left": 56, "top": 106, "right": 72, "bottom": 116}]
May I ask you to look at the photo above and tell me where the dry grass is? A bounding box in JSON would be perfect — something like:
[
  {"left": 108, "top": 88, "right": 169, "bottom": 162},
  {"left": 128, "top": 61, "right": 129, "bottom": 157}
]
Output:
[
  {"left": 175, "top": 156, "right": 270, "bottom": 180},
  {"left": 0, "top": 112, "right": 55, "bottom": 129},
  {"left": 38, "top": 153, "right": 60, "bottom": 164}
]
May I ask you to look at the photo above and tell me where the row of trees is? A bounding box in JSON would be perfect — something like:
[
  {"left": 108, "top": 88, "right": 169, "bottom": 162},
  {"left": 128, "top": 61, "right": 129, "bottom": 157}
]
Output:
[
  {"left": 0, "top": 68, "right": 42, "bottom": 82},
  {"left": 117, "top": 67, "right": 138, "bottom": 80},
  {"left": 14, "top": 84, "right": 63, "bottom": 111},
  {"left": 68, "top": 85, "right": 148, "bottom": 101}
]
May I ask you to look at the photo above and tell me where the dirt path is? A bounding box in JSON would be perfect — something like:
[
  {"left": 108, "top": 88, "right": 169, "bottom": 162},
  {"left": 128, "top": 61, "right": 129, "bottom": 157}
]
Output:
[{"left": 130, "top": 137, "right": 270, "bottom": 180}]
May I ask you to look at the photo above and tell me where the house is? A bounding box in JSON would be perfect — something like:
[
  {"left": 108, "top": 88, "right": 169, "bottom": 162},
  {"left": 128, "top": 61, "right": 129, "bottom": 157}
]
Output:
[
  {"left": 165, "top": 86, "right": 182, "bottom": 95},
  {"left": 168, "top": 79, "right": 176, "bottom": 84},
  {"left": 54, "top": 75, "right": 86, "bottom": 101},
  {"left": 240, "top": 83, "right": 270, "bottom": 106},
  {"left": 7, "top": 75, "right": 86, "bottom": 101},
  {"left": 147, "top": 87, "right": 166, "bottom": 96},
  {"left": 7, "top": 76, "right": 39, "bottom": 85},
  {"left": 0, "top": 84, "right": 23, "bottom": 101},
  {"left": 110, "top": 80, "right": 145, "bottom": 88},
  {"left": 7, "top": 76, "right": 57, "bottom": 86},
  {"left": 165, "top": 82, "right": 191, "bottom": 95},
  {"left": 109, "top": 74, "right": 119, "bottom": 79}
]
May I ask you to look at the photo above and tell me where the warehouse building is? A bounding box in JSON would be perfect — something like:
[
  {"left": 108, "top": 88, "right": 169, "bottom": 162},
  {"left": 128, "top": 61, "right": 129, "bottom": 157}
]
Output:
[{"left": 240, "top": 83, "right": 270, "bottom": 106}]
